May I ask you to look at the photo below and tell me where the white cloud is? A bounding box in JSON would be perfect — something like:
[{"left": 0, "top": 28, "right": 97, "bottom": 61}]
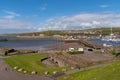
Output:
[
  {"left": 0, "top": 10, "right": 37, "bottom": 33},
  {"left": 4, "top": 10, "right": 20, "bottom": 16},
  {"left": 4, "top": 15, "right": 15, "bottom": 19},
  {"left": 39, "top": 3, "right": 47, "bottom": 11},
  {"left": 1, "top": 12, "right": 120, "bottom": 33},
  {"left": 40, "top": 7, "right": 46, "bottom": 10},
  {"left": 0, "top": 19, "right": 37, "bottom": 32},
  {"left": 92, "top": 21, "right": 100, "bottom": 25},
  {"left": 38, "top": 13, "right": 120, "bottom": 31},
  {"left": 100, "top": 5, "right": 109, "bottom": 8},
  {"left": 3, "top": 10, "right": 20, "bottom": 19},
  {"left": 80, "top": 22, "right": 92, "bottom": 27}
]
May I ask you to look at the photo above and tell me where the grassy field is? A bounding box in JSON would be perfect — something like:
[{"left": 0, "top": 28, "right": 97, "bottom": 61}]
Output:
[
  {"left": 0, "top": 53, "right": 2, "bottom": 56},
  {"left": 4, "top": 54, "right": 70, "bottom": 75},
  {"left": 59, "top": 61, "right": 120, "bottom": 80}
]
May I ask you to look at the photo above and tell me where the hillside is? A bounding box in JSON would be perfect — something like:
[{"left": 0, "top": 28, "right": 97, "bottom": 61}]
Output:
[
  {"left": 5, "top": 27, "right": 120, "bottom": 36},
  {"left": 59, "top": 61, "right": 120, "bottom": 80}
]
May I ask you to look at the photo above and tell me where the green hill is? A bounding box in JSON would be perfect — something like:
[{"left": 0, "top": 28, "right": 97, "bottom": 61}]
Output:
[
  {"left": 6, "top": 27, "right": 120, "bottom": 36},
  {"left": 59, "top": 61, "right": 120, "bottom": 80},
  {"left": 88, "top": 27, "right": 120, "bottom": 35}
]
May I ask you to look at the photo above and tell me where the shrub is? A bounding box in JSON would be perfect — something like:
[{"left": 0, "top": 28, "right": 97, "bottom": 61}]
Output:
[
  {"left": 67, "top": 51, "right": 84, "bottom": 55},
  {"left": 111, "top": 50, "right": 117, "bottom": 55}
]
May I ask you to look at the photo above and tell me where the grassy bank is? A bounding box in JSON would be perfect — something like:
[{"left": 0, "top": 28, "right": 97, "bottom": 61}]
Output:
[
  {"left": 59, "top": 61, "right": 120, "bottom": 80},
  {"left": 4, "top": 54, "right": 70, "bottom": 75},
  {"left": 0, "top": 53, "right": 2, "bottom": 56}
]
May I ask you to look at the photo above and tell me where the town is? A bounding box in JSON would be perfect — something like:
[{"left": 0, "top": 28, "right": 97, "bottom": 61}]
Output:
[{"left": 0, "top": 28, "right": 120, "bottom": 80}]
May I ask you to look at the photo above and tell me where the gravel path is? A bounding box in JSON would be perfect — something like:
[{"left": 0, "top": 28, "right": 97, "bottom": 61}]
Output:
[
  {"left": 51, "top": 63, "right": 110, "bottom": 79},
  {"left": 0, "top": 58, "right": 53, "bottom": 80},
  {"left": 64, "top": 63, "right": 110, "bottom": 75}
]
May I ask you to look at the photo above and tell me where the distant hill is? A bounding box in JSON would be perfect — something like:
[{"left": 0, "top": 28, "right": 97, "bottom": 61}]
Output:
[
  {"left": 87, "top": 27, "right": 120, "bottom": 35},
  {"left": 6, "top": 27, "right": 120, "bottom": 36}
]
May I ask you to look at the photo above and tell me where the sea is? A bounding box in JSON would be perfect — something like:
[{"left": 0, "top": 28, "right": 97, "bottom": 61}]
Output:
[
  {"left": 0, "top": 36, "right": 61, "bottom": 50},
  {"left": 90, "top": 39, "right": 120, "bottom": 47},
  {"left": 1, "top": 36, "right": 120, "bottom": 50}
]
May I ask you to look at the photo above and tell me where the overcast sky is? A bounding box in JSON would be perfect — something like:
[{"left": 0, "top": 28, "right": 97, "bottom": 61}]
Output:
[{"left": 0, "top": 0, "right": 120, "bottom": 33}]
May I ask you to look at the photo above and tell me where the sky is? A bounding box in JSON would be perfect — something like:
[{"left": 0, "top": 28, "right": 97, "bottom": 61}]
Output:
[{"left": 0, "top": 0, "right": 120, "bottom": 33}]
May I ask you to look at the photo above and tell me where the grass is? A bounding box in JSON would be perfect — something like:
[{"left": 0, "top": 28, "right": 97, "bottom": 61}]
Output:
[
  {"left": 94, "top": 50, "right": 103, "bottom": 54},
  {"left": 67, "top": 51, "right": 84, "bottom": 55},
  {"left": 4, "top": 54, "right": 70, "bottom": 75},
  {"left": 0, "top": 53, "right": 2, "bottom": 56},
  {"left": 59, "top": 61, "right": 120, "bottom": 80}
]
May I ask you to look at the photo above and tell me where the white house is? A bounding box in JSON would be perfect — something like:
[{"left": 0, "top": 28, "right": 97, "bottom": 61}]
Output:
[{"left": 78, "top": 48, "right": 84, "bottom": 51}]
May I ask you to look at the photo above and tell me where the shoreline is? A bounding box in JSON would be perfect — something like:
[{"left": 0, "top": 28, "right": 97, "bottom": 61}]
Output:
[{"left": 0, "top": 36, "right": 120, "bottom": 52}]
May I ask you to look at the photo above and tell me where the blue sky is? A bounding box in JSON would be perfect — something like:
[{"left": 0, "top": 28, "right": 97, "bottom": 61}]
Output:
[{"left": 0, "top": 0, "right": 120, "bottom": 33}]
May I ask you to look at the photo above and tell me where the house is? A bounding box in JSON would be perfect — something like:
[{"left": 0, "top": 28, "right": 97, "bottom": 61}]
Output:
[{"left": 78, "top": 48, "right": 84, "bottom": 51}]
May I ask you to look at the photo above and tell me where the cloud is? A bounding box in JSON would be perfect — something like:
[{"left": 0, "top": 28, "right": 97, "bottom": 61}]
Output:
[
  {"left": 100, "top": 5, "right": 109, "bottom": 8},
  {"left": 25, "top": 15, "right": 38, "bottom": 19},
  {"left": 39, "top": 3, "right": 47, "bottom": 11},
  {"left": 1, "top": 12, "right": 120, "bottom": 33},
  {"left": 4, "top": 15, "right": 15, "bottom": 19},
  {"left": 0, "top": 19, "right": 37, "bottom": 33},
  {"left": 4, "top": 10, "right": 20, "bottom": 16},
  {"left": 38, "top": 13, "right": 120, "bottom": 31},
  {"left": 3, "top": 10, "right": 20, "bottom": 19}
]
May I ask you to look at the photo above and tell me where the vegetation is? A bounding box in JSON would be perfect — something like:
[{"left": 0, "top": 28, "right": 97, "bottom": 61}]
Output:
[
  {"left": 4, "top": 54, "right": 70, "bottom": 75},
  {"left": 94, "top": 50, "right": 103, "bottom": 54},
  {"left": 0, "top": 53, "right": 2, "bottom": 56},
  {"left": 89, "top": 27, "right": 120, "bottom": 36},
  {"left": 67, "top": 51, "right": 84, "bottom": 55},
  {"left": 17, "top": 30, "right": 66, "bottom": 36},
  {"left": 111, "top": 50, "right": 120, "bottom": 57},
  {"left": 40, "top": 30, "right": 66, "bottom": 36},
  {"left": 59, "top": 61, "right": 120, "bottom": 80},
  {"left": 7, "top": 27, "right": 120, "bottom": 37},
  {"left": 111, "top": 50, "right": 117, "bottom": 55}
]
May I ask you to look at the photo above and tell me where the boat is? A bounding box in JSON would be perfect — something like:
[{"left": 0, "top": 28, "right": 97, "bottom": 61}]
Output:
[
  {"left": 103, "top": 43, "right": 112, "bottom": 47},
  {"left": 101, "top": 27, "right": 120, "bottom": 42}
]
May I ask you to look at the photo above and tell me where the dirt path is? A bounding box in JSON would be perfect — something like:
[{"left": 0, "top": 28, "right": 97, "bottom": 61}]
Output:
[
  {"left": 0, "top": 58, "right": 53, "bottom": 80},
  {"left": 52, "top": 63, "right": 110, "bottom": 79},
  {"left": 65, "top": 63, "right": 109, "bottom": 75}
]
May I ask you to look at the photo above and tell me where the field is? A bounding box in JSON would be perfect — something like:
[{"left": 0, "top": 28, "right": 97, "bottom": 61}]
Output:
[
  {"left": 0, "top": 53, "right": 2, "bottom": 56},
  {"left": 4, "top": 54, "right": 70, "bottom": 75},
  {"left": 59, "top": 61, "right": 120, "bottom": 80}
]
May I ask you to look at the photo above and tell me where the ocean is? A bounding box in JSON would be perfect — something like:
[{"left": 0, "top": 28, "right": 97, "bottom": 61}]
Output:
[
  {"left": 90, "top": 39, "right": 120, "bottom": 47},
  {"left": 0, "top": 36, "right": 60, "bottom": 50}
]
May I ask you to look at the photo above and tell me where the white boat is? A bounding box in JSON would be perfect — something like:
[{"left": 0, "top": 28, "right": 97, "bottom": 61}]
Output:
[
  {"left": 101, "top": 27, "right": 120, "bottom": 42},
  {"left": 102, "top": 37, "right": 120, "bottom": 42},
  {"left": 103, "top": 43, "right": 112, "bottom": 47}
]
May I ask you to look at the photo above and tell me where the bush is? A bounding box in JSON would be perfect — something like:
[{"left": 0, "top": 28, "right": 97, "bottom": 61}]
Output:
[
  {"left": 67, "top": 51, "right": 84, "bottom": 55},
  {"left": 116, "top": 53, "right": 120, "bottom": 57},
  {"left": 111, "top": 50, "right": 117, "bottom": 55}
]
